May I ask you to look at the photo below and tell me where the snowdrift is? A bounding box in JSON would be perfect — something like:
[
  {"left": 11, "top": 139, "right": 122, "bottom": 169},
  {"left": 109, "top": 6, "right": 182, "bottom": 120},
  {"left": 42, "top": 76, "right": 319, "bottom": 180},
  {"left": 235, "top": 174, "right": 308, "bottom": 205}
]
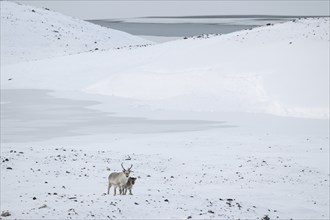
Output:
[
  {"left": 86, "top": 18, "right": 329, "bottom": 119},
  {"left": 0, "top": 1, "right": 151, "bottom": 64},
  {"left": 1, "top": 13, "right": 328, "bottom": 119}
]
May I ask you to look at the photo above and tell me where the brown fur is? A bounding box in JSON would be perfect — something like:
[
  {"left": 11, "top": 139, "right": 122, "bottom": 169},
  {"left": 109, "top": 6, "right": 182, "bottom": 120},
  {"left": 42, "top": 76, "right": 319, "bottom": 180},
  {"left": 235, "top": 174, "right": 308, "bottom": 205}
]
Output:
[{"left": 123, "top": 177, "right": 136, "bottom": 195}]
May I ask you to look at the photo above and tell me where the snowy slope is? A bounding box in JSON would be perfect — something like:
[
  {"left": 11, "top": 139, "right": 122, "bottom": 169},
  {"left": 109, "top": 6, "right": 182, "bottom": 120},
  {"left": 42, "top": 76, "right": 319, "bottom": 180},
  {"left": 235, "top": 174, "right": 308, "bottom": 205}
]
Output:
[
  {"left": 86, "top": 18, "right": 329, "bottom": 119},
  {"left": 0, "top": 1, "right": 151, "bottom": 64},
  {"left": 1, "top": 18, "right": 329, "bottom": 119}
]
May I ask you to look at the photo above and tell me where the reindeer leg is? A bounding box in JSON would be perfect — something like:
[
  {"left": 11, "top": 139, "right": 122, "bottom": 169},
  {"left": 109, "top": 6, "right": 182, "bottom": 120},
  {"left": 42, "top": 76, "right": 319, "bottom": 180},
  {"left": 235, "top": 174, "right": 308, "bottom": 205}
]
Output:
[
  {"left": 114, "top": 186, "right": 117, "bottom": 196},
  {"left": 129, "top": 189, "right": 133, "bottom": 195},
  {"left": 107, "top": 183, "right": 111, "bottom": 195}
]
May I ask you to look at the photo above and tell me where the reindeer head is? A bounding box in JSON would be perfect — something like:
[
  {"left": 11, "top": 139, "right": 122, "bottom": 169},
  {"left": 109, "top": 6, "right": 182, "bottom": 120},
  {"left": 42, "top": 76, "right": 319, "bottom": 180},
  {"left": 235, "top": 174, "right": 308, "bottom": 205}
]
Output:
[
  {"left": 121, "top": 163, "right": 133, "bottom": 177},
  {"left": 129, "top": 177, "right": 137, "bottom": 185}
]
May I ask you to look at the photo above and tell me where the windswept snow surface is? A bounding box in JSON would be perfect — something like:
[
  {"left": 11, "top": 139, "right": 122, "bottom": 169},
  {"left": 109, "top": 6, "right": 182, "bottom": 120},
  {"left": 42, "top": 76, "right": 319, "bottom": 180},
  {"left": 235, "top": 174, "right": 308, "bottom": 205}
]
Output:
[
  {"left": 0, "top": 1, "right": 151, "bottom": 65},
  {"left": 2, "top": 17, "right": 329, "bottom": 119},
  {"left": 86, "top": 18, "right": 329, "bottom": 119},
  {"left": 1, "top": 90, "right": 329, "bottom": 219}
]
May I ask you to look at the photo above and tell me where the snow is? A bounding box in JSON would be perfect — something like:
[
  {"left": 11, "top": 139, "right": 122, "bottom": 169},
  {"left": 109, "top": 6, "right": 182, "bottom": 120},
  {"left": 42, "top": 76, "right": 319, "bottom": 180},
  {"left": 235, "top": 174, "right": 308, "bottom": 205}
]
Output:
[
  {"left": 1, "top": 2, "right": 329, "bottom": 219},
  {"left": 139, "top": 35, "right": 181, "bottom": 43},
  {"left": 3, "top": 16, "right": 327, "bottom": 119},
  {"left": 0, "top": 1, "right": 152, "bottom": 65},
  {"left": 85, "top": 18, "right": 329, "bottom": 119},
  {"left": 1, "top": 102, "right": 329, "bottom": 219}
]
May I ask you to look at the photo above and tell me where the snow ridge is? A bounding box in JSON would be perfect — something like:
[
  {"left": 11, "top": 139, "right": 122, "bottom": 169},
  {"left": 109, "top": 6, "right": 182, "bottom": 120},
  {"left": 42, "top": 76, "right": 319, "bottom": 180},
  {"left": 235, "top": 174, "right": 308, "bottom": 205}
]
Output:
[
  {"left": 0, "top": 1, "right": 151, "bottom": 64},
  {"left": 86, "top": 18, "right": 330, "bottom": 119}
]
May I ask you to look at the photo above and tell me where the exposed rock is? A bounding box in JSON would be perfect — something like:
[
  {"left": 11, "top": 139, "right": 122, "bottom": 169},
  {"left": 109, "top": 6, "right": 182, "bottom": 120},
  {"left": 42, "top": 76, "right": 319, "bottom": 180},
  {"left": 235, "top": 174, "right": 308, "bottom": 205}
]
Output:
[
  {"left": 38, "top": 204, "right": 47, "bottom": 209},
  {"left": 261, "top": 215, "right": 270, "bottom": 220},
  {"left": 1, "top": 211, "right": 11, "bottom": 217}
]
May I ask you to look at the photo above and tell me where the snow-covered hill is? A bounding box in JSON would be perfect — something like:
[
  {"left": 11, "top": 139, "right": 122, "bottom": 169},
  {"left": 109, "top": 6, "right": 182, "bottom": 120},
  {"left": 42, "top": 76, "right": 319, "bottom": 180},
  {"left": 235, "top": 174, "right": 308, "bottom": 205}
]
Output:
[
  {"left": 0, "top": 1, "right": 151, "bottom": 64},
  {"left": 1, "top": 16, "right": 329, "bottom": 119},
  {"left": 86, "top": 17, "right": 329, "bottom": 119}
]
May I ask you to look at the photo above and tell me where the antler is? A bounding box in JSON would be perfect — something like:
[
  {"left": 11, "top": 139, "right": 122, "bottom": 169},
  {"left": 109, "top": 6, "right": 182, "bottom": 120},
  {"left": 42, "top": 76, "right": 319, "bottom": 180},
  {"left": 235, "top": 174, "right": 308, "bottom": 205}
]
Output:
[
  {"left": 128, "top": 164, "right": 133, "bottom": 171},
  {"left": 121, "top": 162, "right": 126, "bottom": 170}
]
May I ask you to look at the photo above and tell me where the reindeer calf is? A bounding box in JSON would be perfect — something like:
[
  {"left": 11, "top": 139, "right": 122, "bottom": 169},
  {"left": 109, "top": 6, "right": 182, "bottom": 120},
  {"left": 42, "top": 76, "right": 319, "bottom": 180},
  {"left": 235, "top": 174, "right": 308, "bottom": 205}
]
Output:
[{"left": 122, "top": 177, "right": 137, "bottom": 195}]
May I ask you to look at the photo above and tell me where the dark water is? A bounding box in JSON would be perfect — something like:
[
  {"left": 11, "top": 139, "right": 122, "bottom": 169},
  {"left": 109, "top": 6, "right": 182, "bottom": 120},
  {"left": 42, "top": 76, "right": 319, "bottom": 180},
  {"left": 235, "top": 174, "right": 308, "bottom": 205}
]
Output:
[
  {"left": 87, "top": 16, "right": 296, "bottom": 37},
  {"left": 89, "top": 21, "right": 259, "bottom": 37},
  {"left": 1, "top": 89, "right": 231, "bottom": 143}
]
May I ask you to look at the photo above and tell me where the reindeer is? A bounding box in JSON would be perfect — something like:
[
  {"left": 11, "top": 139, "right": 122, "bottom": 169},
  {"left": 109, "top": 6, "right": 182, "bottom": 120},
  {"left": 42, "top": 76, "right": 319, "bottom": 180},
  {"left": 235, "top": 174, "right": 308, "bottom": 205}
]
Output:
[
  {"left": 123, "top": 177, "right": 137, "bottom": 195},
  {"left": 107, "top": 163, "right": 133, "bottom": 195}
]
